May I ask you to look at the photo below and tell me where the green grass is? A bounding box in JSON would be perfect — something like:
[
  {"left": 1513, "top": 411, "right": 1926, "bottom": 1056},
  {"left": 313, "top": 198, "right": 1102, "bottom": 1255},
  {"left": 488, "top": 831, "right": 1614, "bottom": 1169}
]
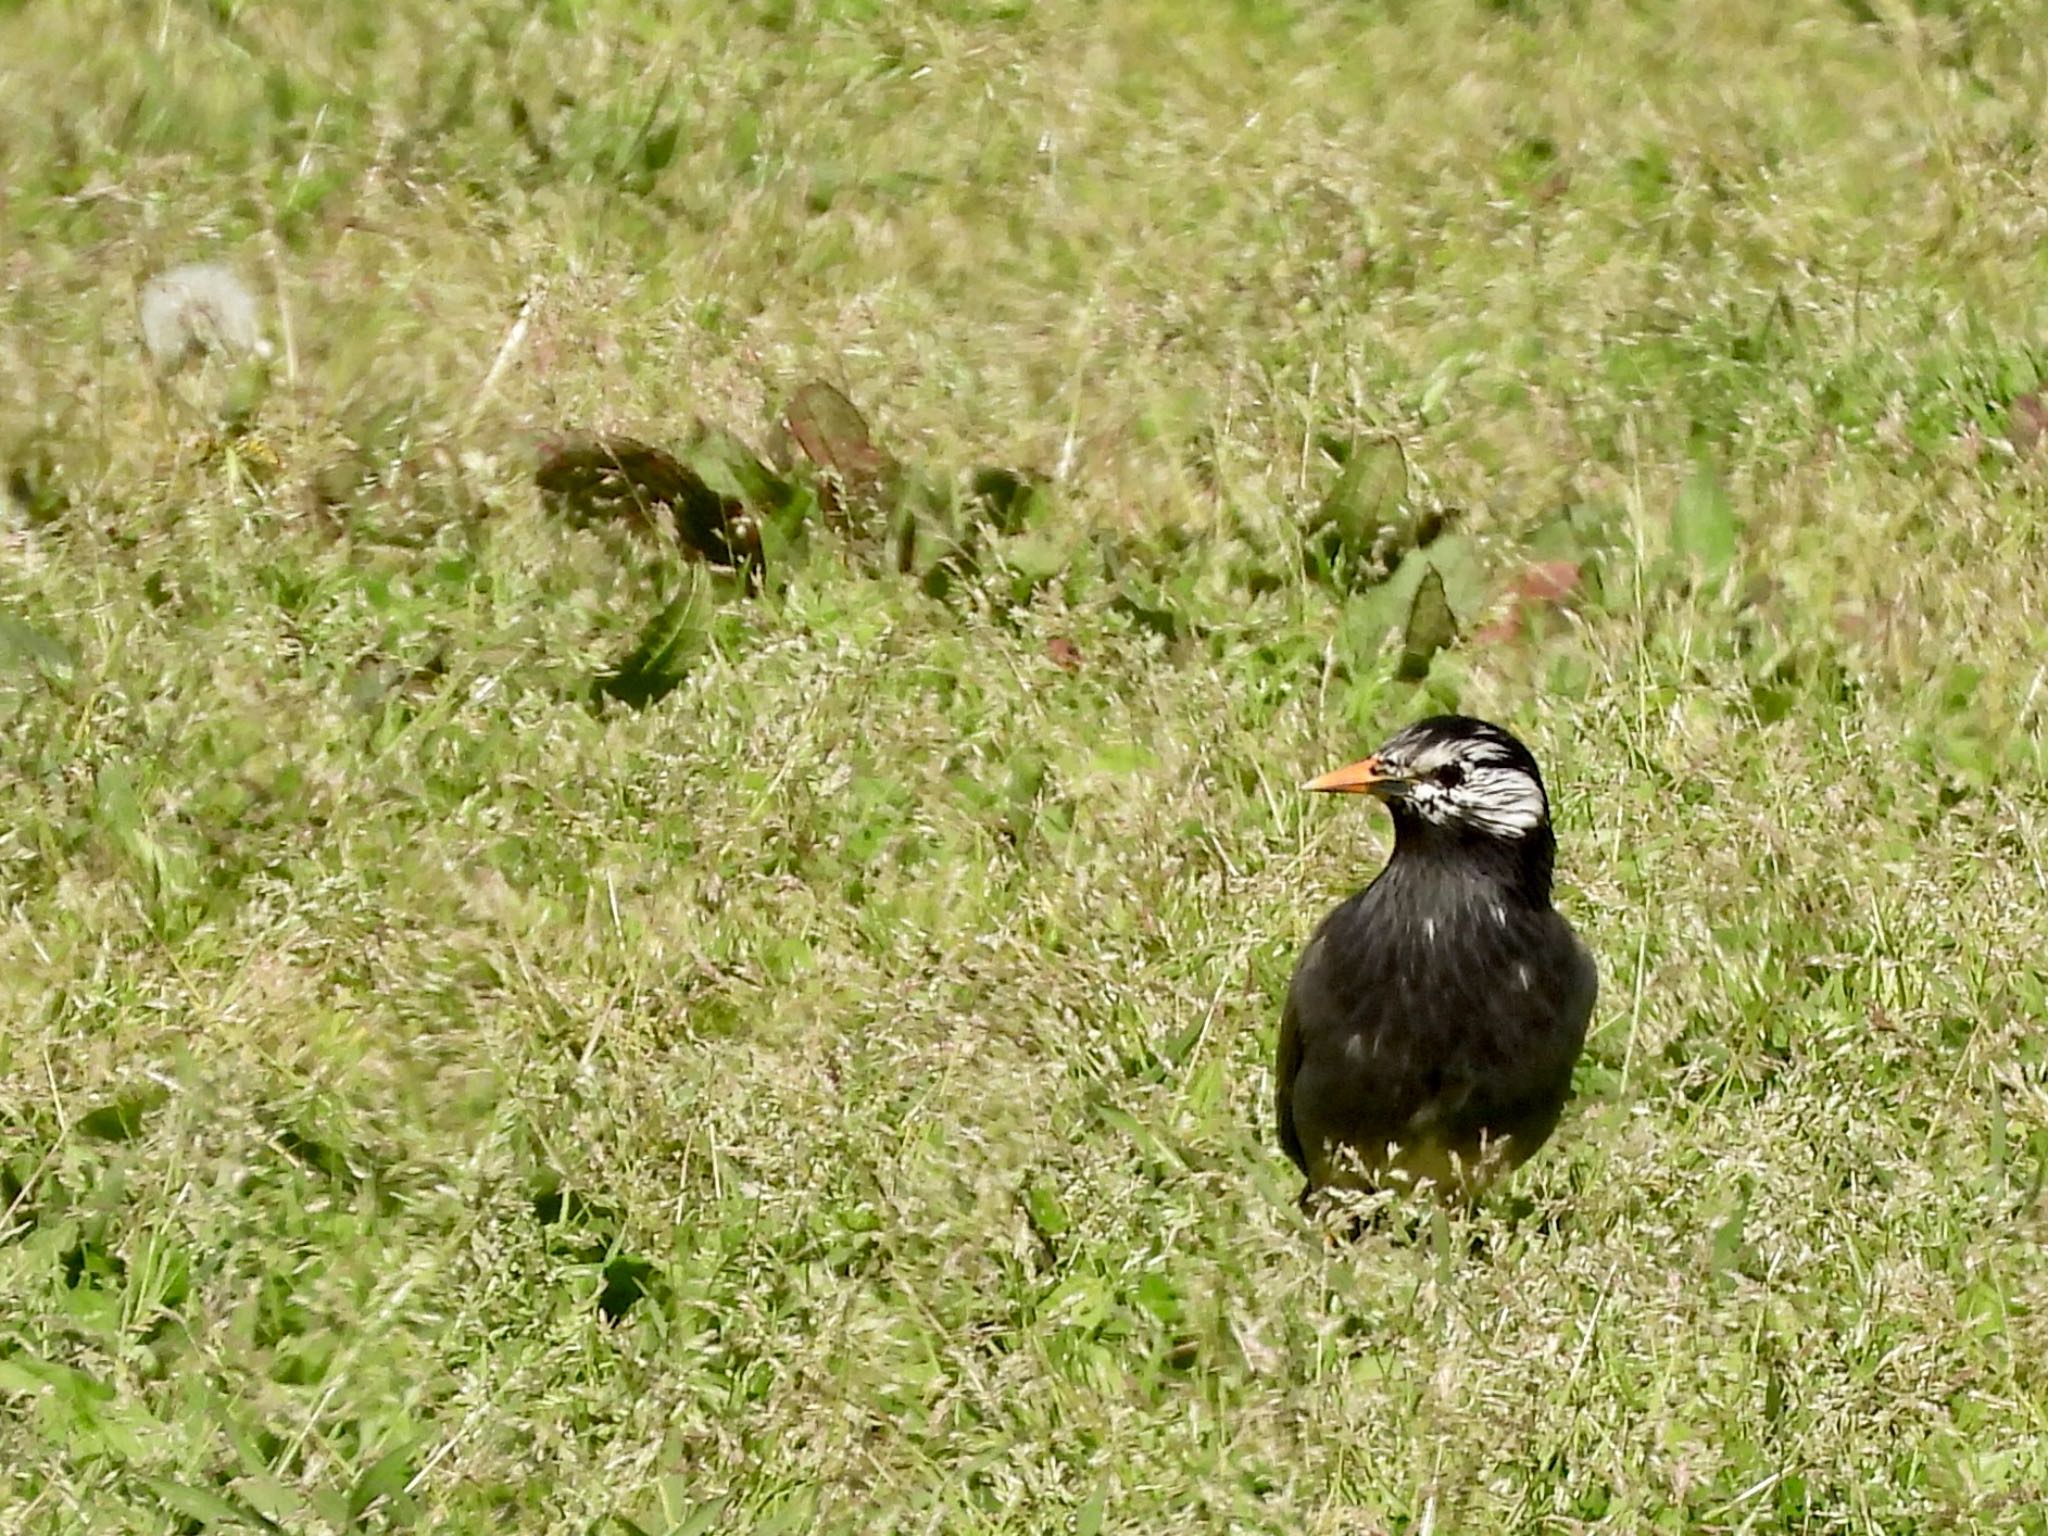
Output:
[{"left": 5, "top": 0, "right": 2048, "bottom": 1529}]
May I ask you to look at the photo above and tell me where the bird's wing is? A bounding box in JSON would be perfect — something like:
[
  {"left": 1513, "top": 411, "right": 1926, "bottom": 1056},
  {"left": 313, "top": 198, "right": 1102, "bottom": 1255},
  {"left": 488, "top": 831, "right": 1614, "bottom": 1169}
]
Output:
[
  {"left": 1440, "top": 913, "right": 1598, "bottom": 1150},
  {"left": 1275, "top": 990, "right": 1309, "bottom": 1177},
  {"left": 1555, "top": 919, "right": 1599, "bottom": 1067}
]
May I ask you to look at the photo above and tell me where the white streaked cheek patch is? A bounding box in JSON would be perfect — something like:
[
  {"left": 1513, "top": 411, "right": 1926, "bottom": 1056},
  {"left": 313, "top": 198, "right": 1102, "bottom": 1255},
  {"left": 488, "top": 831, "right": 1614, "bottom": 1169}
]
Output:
[{"left": 1452, "top": 768, "right": 1548, "bottom": 837}]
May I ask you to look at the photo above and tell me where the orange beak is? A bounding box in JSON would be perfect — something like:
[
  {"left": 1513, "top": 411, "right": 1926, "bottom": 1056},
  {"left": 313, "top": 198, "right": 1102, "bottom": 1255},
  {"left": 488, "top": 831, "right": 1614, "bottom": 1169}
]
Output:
[{"left": 1302, "top": 754, "right": 1409, "bottom": 797}]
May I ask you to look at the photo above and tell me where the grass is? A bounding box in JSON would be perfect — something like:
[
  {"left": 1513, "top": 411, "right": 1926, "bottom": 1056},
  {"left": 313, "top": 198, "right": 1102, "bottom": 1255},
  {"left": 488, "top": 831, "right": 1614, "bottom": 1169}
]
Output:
[{"left": 4, "top": 0, "right": 2048, "bottom": 1529}]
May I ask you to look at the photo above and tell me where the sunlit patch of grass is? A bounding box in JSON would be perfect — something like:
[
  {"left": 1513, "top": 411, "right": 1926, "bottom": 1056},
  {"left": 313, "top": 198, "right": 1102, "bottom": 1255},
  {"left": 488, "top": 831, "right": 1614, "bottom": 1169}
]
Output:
[{"left": 4, "top": 0, "right": 2048, "bottom": 1529}]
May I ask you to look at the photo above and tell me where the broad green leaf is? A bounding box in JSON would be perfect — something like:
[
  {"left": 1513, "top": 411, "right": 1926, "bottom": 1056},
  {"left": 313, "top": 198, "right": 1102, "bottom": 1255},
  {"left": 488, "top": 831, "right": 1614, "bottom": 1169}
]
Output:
[
  {"left": 77, "top": 1085, "right": 168, "bottom": 1142},
  {"left": 1312, "top": 433, "right": 1407, "bottom": 569},
  {"left": 1023, "top": 1178, "right": 1070, "bottom": 1238},
  {"left": 1673, "top": 462, "right": 1739, "bottom": 577},
  {"left": 1396, "top": 564, "right": 1458, "bottom": 681},
  {"left": 993, "top": 531, "right": 1071, "bottom": 589},
  {"left": 0, "top": 613, "right": 77, "bottom": 680},
  {"left": 596, "top": 569, "right": 713, "bottom": 708},
  {"left": 1133, "top": 1270, "right": 1181, "bottom": 1325},
  {"left": 680, "top": 424, "right": 795, "bottom": 515},
  {"left": 141, "top": 1477, "right": 276, "bottom": 1531},
  {"left": 0, "top": 1359, "right": 52, "bottom": 1395},
  {"left": 95, "top": 763, "right": 143, "bottom": 837},
  {"left": 230, "top": 1479, "right": 308, "bottom": 1527},
  {"left": 347, "top": 1442, "right": 418, "bottom": 1520}
]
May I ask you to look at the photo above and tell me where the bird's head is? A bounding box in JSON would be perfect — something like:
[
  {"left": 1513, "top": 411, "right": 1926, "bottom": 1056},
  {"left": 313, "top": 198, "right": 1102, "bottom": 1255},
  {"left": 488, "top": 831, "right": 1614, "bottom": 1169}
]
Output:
[{"left": 1305, "top": 716, "right": 1555, "bottom": 885}]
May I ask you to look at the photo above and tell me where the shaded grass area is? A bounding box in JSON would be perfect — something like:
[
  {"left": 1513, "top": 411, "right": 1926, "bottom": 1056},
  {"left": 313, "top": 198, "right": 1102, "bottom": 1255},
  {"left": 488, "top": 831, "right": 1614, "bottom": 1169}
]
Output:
[{"left": 3, "top": 0, "right": 2048, "bottom": 1530}]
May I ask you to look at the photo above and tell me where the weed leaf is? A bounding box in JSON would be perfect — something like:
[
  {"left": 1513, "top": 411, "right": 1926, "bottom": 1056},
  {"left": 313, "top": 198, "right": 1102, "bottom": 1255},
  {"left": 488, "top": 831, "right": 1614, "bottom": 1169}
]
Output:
[
  {"left": 784, "top": 382, "right": 895, "bottom": 523},
  {"left": 537, "top": 435, "right": 762, "bottom": 575},
  {"left": 1673, "top": 462, "right": 1739, "bottom": 578},
  {"left": 1309, "top": 433, "right": 1409, "bottom": 584},
  {"left": 0, "top": 613, "right": 78, "bottom": 681},
  {"left": 596, "top": 569, "right": 713, "bottom": 708},
  {"left": 1396, "top": 564, "right": 1458, "bottom": 681},
  {"left": 141, "top": 1477, "right": 281, "bottom": 1532}
]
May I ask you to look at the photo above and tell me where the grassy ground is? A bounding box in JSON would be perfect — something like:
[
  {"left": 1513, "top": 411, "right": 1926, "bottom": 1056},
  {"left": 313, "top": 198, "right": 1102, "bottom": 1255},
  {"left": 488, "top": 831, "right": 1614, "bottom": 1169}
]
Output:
[{"left": 5, "top": 0, "right": 2048, "bottom": 1530}]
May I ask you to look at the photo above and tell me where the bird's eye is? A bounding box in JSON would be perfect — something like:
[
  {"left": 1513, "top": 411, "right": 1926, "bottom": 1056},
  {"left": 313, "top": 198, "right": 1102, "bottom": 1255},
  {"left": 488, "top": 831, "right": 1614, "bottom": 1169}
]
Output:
[{"left": 1435, "top": 763, "right": 1465, "bottom": 789}]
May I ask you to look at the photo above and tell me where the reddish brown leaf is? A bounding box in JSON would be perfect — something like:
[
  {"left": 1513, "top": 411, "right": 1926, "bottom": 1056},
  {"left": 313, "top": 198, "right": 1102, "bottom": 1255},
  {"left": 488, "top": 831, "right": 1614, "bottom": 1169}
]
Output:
[
  {"left": 2009, "top": 393, "right": 2048, "bottom": 456},
  {"left": 783, "top": 382, "right": 894, "bottom": 520},
  {"left": 1508, "top": 560, "right": 1581, "bottom": 604},
  {"left": 535, "top": 433, "right": 761, "bottom": 573},
  {"left": 1475, "top": 560, "right": 1582, "bottom": 645}
]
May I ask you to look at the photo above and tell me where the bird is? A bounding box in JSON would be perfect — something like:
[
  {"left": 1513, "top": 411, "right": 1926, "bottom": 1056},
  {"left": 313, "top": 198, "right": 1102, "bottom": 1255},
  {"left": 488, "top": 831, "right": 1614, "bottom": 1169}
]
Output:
[{"left": 1276, "top": 714, "right": 1595, "bottom": 1207}]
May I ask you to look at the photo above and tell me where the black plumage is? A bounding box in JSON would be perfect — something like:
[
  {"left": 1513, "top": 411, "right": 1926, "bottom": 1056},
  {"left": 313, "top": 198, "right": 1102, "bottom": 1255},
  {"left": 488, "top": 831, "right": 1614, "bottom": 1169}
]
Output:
[{"left": 1277, "top": 715, "right": 1595, "bottom": 1203}]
